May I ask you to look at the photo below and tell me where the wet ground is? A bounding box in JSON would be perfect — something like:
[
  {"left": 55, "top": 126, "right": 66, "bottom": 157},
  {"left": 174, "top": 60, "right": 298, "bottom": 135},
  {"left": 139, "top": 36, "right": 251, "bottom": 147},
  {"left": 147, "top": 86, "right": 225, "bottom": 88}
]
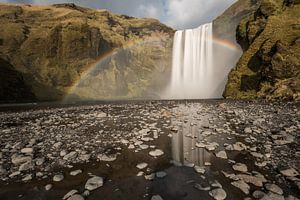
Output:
[{"left": 0, "top": 100, "right": 299, "bottom": 200}]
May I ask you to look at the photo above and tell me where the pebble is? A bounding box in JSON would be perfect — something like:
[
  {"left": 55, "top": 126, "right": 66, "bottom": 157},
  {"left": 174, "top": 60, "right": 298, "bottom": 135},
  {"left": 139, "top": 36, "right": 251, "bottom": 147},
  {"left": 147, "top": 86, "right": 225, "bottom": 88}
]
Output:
[
  {"left": 149, "top": 149, "right": 164, "bottom": 157},
  {"left": 63, "top": 190, "right": 78, "bottom": 200},
  {"left": 45, "top": 184, "right": 52, "bottom": 191},
  {"left": 209, "top": 188, "right": 227, "bottom": 200},
  {"left": 70, "top": 169, "right": 82, "bottom": 176},
  {"left": 280, "top": 168, "right": 299, "bottom": 177},
  {"left": 151, "top": 195, "right": 163, "bottom": 200},
  {"left": 67, "top": 194, "right": 84, "bottom": 200},
  {"left": 21, "top": 148, "right": 33, "bottom": 154},
  {"left": 194, "top": 166, "right": 205, "bottom": 174},
  {"left": 215, "top": 151, "right": 228, "bottom": 159},
  {"left": 265, "top": 183, "right": 283, "bottom": 195},
  {"left": 85, "top": 176, "right": 104, "bottom": 191},
  {"left": 231, "top": 180, "right": 250, "bottom": 194},
  {"left": 53, "top": 174, "right": 64, "bottom": 182},
  {"left": 136, "top": 163, "right": 148, "bottom": 170},
  {"left": 156, "top": 171, "right": 167, "bottom": 178},
  {"left": 232, "top": 163, "right": 248, "bottom": 172}
]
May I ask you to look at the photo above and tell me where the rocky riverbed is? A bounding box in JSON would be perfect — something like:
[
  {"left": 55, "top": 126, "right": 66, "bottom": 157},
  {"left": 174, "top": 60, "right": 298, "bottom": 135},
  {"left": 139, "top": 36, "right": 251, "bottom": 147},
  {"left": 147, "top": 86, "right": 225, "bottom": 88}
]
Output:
[{"left": 0, "top": 100, "right": 299, "bottom": 200}]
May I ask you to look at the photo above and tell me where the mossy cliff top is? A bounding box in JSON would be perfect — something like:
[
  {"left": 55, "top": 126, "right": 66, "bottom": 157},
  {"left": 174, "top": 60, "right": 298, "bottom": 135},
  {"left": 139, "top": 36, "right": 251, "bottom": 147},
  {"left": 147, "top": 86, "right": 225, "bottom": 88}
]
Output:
[{"left": 0, "top": 3, "right": 174, "bottom": 103}]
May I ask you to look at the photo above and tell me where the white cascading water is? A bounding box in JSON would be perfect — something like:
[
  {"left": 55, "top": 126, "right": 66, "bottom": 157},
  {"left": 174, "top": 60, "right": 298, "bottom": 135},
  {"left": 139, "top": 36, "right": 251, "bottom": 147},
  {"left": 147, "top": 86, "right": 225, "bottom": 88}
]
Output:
[{"left": 166, "top": 22, "right": 220, "bottom": 99}]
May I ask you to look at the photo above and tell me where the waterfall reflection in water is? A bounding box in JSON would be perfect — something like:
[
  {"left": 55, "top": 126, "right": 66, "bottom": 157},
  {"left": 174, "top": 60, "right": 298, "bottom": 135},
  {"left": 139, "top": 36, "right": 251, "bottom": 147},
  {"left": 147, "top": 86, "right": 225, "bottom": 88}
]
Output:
[{"left": 172, "top": 119, "right": 211, "bottom": 167}]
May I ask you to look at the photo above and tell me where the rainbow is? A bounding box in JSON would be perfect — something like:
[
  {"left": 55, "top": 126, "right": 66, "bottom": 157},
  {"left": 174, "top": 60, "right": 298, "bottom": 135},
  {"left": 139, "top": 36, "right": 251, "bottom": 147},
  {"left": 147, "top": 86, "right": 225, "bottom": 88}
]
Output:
[{"left": 64, "top": 36, "right": 241, "bottom": 100}]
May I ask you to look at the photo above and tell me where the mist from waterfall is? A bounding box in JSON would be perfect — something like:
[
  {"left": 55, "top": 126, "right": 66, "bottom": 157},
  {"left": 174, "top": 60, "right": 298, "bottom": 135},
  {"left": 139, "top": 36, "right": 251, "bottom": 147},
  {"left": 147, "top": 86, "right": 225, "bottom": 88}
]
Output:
[{"left": 165, "top": 22, "right": 225, "bottom": 99}]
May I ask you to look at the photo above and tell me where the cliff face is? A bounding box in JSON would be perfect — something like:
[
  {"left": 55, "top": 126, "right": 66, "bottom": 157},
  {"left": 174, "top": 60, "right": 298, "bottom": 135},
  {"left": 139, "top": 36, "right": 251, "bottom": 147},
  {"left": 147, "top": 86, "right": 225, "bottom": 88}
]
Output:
[
  {"left": 224, "top": 0, "right": 300, "bottom": 100},
  {"left": 213, "top": 0, "right": 261, "bottom": 42},
  {"left": 0, "top": 3, "right": 174, "bottom": 102}
]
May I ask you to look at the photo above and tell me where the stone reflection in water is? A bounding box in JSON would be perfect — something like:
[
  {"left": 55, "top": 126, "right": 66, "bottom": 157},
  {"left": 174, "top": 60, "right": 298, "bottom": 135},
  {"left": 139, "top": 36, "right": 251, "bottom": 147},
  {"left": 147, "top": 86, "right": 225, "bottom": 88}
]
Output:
[{"left": 172, "top": 120, "right": 211, "bottom": 167}]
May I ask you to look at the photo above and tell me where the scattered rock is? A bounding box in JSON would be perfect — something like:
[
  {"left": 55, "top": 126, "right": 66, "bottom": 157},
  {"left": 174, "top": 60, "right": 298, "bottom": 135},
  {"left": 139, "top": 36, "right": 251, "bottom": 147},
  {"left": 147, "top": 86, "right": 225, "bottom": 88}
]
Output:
[
  {"left": 70, "top": 169, "right": 82, "bottom": 176},
  {"left": 156, "top": 171, "right": 167, "bottom": 178},
  {"left": 231, "top": 180, "right": 250, "bottom": 194},
  {"left": 151, "top": 195, "right": 163, "bottom": 200},
  {"left": 209, "top": 188, "right": 227, "bottom": 200},
  {"left": 215, "top": 151, "right": 228, "bottom": 159},
  {"left": 63, "top": 190, "right": 78, "bottom": 200},
  {"left": 232, "top": 163, "right": 248, "bottom": 172},
  {"left": 280, "top": 168, "right": 299, "bottom": 177},
  {"left": 21, "top": 148, "right": 33, "bottom": 154},
  {"left": 45, "top": 184, "right": 52, "bottom": 191},
  {"left": 149, "top": 149, "right": 164, "bottom": 157},
  {"left": 53, "top": 174, "right": 64, "bottom": 182},
  {"left": 265, "top": 183, "right": 283, "bottom": 195},
  {"left": 85, "top": 176, "right": 104, "bottom": 191}
]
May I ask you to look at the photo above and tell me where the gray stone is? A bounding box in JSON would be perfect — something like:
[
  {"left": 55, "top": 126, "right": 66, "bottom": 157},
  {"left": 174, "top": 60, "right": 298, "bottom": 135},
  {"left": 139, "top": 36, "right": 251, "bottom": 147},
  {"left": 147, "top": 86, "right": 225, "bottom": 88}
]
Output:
[
  {"left": 215, "top": 151, "right": 228, "bottom": 159},
  {"left": 149, "top": 149, "right": 164, "bottom": 157},
  {"left": 265, "top": 184, "right": 283, "bottom": 195},
  {"left": 237, "top": 174, "right": 266, "bottom": 187},
  {"left": 232, "top": 163, "right": 248, "bottom": 172},
  {"left": 151, "top": 195, "right": 163, "bottom": 200},
  {"left": 209, "top": 188, "right": 227, "bottom": 200},
  {"left": 19, "top": 161, "right": 33, "bottom": 171},
  {"left": 97, "top": 154, "right": 117, "bottom": 162},
  {"left": 195, "top": 183, "right": 211, "bottom": 191},
  {"left": 231, "top": 180, "right": 250, "bottom": 194},
  {"left": 67, "top": 194, "right": 84, "bottom": 200},
  {"left": 11, "top": 155, "right": 32, "bottom": 165},
  {"left": 136, "top": 163, "right": 148, "bottom": 169},
  {"left": 85, "top": 176, "right": 104, "bottom": 191},
  {"left": 261, "top": 192, "right": 285, "bottom": 200},
  {"left": 63, "top": 190, "right": 78, "bottom": 200},
  {"left": 21, "top": 148, "right": 33, "bottom": 154},
  {"left": 252, "top": 190, "right": 266, "bottom": 199},
  {"left": 156, "top": 171, "right": 167, "bottom": 178},
  {"left": 280, "top": 168, "right": 299, "bottom": 177},
  {"left": 63, "top": 151, "right": 78, "bottom": 161},
  {"left": 53, "top": 174, "right": 64, "bottom": 182},
  {"left": 45, "top": 184, "right": 52, "bottom": 191},
  {"left": 70, "top": 169, "right": 82, "bottom": 176},
  {"left": 194, "top": 166, "right": 205, "bottom": 174}
]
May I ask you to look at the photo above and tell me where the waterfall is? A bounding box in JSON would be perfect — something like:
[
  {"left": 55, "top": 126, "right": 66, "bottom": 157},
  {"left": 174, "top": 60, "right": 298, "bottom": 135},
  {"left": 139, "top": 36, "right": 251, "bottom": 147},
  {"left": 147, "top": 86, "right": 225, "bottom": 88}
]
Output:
[{"left": 166, "top": 22, "right": 220, "bottom": 99}]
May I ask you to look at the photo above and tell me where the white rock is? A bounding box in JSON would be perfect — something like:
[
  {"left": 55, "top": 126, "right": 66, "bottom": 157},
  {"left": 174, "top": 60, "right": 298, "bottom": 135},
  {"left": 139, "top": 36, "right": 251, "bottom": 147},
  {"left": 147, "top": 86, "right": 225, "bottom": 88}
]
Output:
[
  {"left": 97, "top": 154, "right": 117, "bottom": 162},
  {"left": 45, "top": 184, "right": 52, "bottom": 191},
  {"left": 63, "top": 190, "right": 78, "bottom": 200},
  {"left": 151, "top": 195, "right": 163, "bottom": 200},
  {"left": 194, "top": 166, "right": 205, "bottom": 174},
  {"left": 53, "top": 174, "right": 64, "bottom": 182},
  {"left": 67, "top": 194, "right": 85, "bottom": 200},
  {"left": 280, "top": 168, "right": 299, "bottom": 177},
  {"left": 85, "top": 176, "right": 104, "bottom": 191},
  {"left": 149, "top": 149, "right": 164, "bottom": 157},
  {"left": 215, "top": 151, "right": 228, "bottom": 159},
  {"left": 70, "top": 169, "right": 82, "bottom": 176},
  {"left": 209, "top": 188, "right": 227, "bottom": 200},
  {"left": 232, "top": 163, "right": 248, "bottom": 172},
  {"left": 136, "top": 163, "right": 148, "bottom": 169},
  {"left": 21, "top": 148, "right": 33, "bottom": 154}
]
